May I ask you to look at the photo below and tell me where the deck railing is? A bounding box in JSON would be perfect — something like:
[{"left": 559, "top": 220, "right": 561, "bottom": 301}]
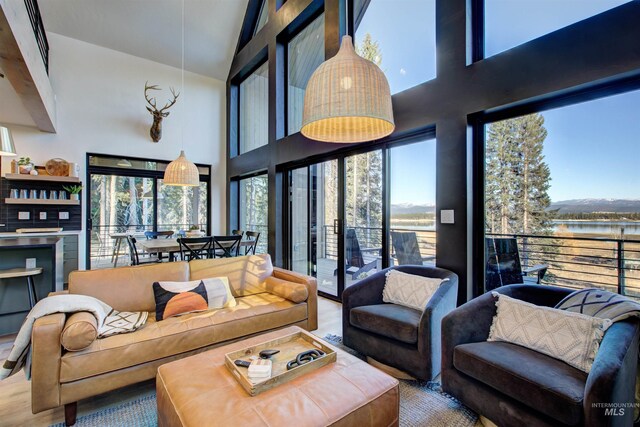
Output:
[{"left": 320, "top": 226, "right": 640, "bottom": 298}]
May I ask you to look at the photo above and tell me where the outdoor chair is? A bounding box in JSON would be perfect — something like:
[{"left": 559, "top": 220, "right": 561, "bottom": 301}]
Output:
[
  {"left": 334, "top": 228, "right": 379, "bottom": 279},
  {"left": 485, "top": 237, "right": 548, "bottom": 291},
  {"left": 126, "top": 236, "right": 162, "bottom": 266},
  {"left": 212, "top": 235, "right": 242, "bottom": 258},
  {"left": 244, "top": 231, "right": 260, "bottom": 255},
  {"left": 390, "top": 231, "right": 435, "bottom": 266},
  {"left": 177, "top": 237, "right": 213, "bottom": 261},
  {"left": 343, "top": 265, "right": 458, "bottom": 380}
]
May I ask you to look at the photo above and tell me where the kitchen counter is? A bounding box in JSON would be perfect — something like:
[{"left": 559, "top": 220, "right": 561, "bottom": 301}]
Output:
[
  {"left": 0, "top": 237, "right": 63, "bottom": 335},
  {"left": 0, "top": 230, "right": 81, "bottom": 238}
]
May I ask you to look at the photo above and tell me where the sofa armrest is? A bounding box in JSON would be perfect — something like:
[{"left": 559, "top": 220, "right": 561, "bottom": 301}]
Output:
[
  {"left": 31, "top": 312, "right": 66, "bottom": 413},
  {"left": 272, "top": 267, "right": 318, "bottom": 331},
  {"left": 419, "top": 278, "right": 458, "bottom": 375},
  {"left": 584, "top": 320, "right": 640, "bottom": 427}
]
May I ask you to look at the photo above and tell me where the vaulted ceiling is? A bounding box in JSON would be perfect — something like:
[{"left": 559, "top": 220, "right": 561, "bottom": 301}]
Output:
[{"left": 39, "top": 0, "right": 249, "bottom": 80}]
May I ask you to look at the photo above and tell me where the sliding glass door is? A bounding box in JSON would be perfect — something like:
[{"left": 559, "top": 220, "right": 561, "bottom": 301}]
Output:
[
  {"left": 290, "top": 160, "right": 340, "bottom": 298},
  {"left": 345, "top": 151, "right": 383, "bottom": 288},
  {"left": 287, "top": 138, "right": 436, "bottom": 301},
  {"left": 87, "top": 154, "right": 210, "bottom": 269}
]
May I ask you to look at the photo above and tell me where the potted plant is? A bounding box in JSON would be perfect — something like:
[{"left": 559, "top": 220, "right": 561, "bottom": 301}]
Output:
[
  {"left": 63, "top": 185, "right": 83, "bottom": 201},
  {"left": 186, "top": 225, "right": 205, "bottom": 237},
  {"left": 17, "top": 157, "right": 34, "bottom": 174}
]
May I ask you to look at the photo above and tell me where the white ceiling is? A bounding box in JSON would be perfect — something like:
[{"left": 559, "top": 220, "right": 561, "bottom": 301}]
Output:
[{"left": 39, "top": 0, "right": 249, "bottom": 80}]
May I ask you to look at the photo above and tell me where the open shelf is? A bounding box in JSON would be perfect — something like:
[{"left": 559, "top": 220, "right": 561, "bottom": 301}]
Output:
[
  {"left": 3, "top": 173, "right": 81, "bottom": 183},
  {"left": 4, "top": 198, "right": 80, "bottom": 206}
]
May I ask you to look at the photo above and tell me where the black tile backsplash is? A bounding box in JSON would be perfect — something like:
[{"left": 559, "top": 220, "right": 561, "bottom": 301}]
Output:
[{"left": 0, "top": 178, "right": 82, "bottom": 232}]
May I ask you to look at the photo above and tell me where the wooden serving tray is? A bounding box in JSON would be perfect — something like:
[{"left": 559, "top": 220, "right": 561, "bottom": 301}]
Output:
[{"left": 224, "top": 330, "right": 336, "bottom": 396}]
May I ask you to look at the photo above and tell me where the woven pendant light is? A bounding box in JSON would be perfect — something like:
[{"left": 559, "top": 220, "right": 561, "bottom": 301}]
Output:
[
  {"left": 301, "top": 35, "right": 394, "bottom": 143},
  {"left": 164, "top": 150, "right": 199, "bottom": 186},
  {"left": 164, "top": 0, "right": 199, "bottom": 187}
]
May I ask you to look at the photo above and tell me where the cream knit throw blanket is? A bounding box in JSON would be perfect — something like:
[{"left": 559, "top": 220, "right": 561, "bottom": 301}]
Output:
[{"left": 1, "top": 294, "right": 148, "bottom": 380}]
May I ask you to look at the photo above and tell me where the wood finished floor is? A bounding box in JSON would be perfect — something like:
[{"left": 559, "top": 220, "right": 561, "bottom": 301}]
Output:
[{"left": 0, "top": 297, "right": 343, "bottom": 427}]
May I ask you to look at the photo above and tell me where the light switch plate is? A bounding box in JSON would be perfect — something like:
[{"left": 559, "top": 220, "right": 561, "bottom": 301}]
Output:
[
  {"left": 18, "top": 211, "right": 30, "bottom": 220},
  {"left": 39, "top": 212, "right": 47, "bottom": 220},
  {"left": 59, "top": 212, "right": 69, "bottom": 220},
  {"left": 440, "top": 209, "right": 455, "bottom": 224},
  {"left": 26, "top": 258, "right": 36, "bottom": 269}
]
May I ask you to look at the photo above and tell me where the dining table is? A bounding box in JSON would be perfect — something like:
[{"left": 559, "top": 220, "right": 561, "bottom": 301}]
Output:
[{"left": 137, "top": 238, "right": 253, "bottom": 260}]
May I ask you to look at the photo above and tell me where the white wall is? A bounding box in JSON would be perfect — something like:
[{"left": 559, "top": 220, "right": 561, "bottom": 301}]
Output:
[{"left": 2, "top": 33, "right": 227, "bottom": 269}]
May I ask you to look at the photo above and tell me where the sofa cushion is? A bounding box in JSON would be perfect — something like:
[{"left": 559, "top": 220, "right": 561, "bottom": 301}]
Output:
[
  {"left": 350, "top": 304, "right": 421, "bottom": 344},
  {"left": 189, "top": 254, "right": 273, "bottom": 297},
  {"left": 454, "top": 341, "right": 587, "bottom": 426},
  {"left": 261, "top": 276, "right": 308, "bottom": 303},
  {"left": 382, "top": 269, "right": 445, "bottom": 311},
  {"left": 69, "top": 262, "right": 190, "bottom": 312},
  {"left": 61, "top": 312, "right": 98, "bottom": 351},
  {"left": 153, "top": 278, "right": 234, "bottom": 321},
  {"left": 59, "top": 293, "right": 307, "bottom": 383},
  {"left": 489, "top": 293, "right": 610, "bottom": 373}
]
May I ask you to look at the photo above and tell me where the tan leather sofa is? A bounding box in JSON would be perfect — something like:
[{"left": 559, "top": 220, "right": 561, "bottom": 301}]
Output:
[{"left": 30, "top": 254, "right": 317, "bottom": 424}]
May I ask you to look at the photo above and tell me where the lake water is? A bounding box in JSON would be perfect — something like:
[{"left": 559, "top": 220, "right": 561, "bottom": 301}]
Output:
[{"left": 391, "top": 220, "right": 640, "bottom": 236}]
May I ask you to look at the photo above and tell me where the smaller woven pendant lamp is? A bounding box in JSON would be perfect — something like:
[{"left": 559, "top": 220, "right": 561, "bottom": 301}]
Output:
[
  {"left": 164, "top": 150, "right": 199, "bottom": 186},
  {"left": 164, "top": 0, "right": 199, "bottom": 187},
  {"left": 301, "top": 35, "right": 394, "bottom": 143}
]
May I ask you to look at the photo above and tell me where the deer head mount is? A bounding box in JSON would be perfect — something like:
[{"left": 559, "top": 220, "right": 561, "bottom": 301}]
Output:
[{"left": 144, "top": 82, "right": 180, "bottom": 142}]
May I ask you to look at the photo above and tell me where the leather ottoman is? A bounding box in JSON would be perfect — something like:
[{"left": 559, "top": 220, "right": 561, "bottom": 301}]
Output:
[{"left": 157, "top": 326, "right": 399, "bottom": 427}]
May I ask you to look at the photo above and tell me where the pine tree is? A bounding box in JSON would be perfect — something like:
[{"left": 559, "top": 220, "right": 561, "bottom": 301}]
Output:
[{"left": 485, "top": 113, "right": 552, "bottom": 235}]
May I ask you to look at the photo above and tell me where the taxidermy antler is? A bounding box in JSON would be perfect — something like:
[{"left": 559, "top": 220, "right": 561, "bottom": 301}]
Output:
[{"left": 144, "top": 82, "right": 180, "bottom": 142}]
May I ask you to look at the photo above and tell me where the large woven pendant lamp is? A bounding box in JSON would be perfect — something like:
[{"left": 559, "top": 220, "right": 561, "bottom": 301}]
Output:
[
  {"left": 164, "top": 0, "right": 199, "bottom": 186},
  {"left": 301, "top": 35, "right": 394, "bottom": 143}
]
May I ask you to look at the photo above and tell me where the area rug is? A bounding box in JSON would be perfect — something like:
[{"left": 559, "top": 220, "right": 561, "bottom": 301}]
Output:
[
  {"left": 51, "top": 336, "right": 480, "bottom": 427},
  {"left": 324, "top": 334, "right": 481, "bottom": 427}
]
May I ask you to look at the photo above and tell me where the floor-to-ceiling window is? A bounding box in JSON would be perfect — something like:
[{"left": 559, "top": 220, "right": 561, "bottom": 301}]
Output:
[
  {"left": 287, "top": 13, "right": 324, "bottom": 135},
  {"left": 354, "top": 0, "right": 436, "bottom": 94},
  {"left": 483, "top": 89, "right": 640, "bottom": 298},
  {"left": 389, "top": 139, "right": 436, "bottom": 267},
  {"left": 484, "top": 0, "right": 631, "bottom": 58},
  {"left": 87, "top": 154, "right": 210, "bottom": 269},
  {"left": 239, "top": 61, "right": 269, "bottom": 155},
  {"left": 239, "top": 174, "right": 269, "bottom": 254}
]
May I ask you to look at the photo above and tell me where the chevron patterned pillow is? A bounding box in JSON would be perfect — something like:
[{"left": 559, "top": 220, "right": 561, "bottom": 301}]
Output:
[
  {"left": 382, "top": 269, "right": 447, "bottom": 311},
  {"left": 488, "top": 293, "right": 611, "bottom": 373}
]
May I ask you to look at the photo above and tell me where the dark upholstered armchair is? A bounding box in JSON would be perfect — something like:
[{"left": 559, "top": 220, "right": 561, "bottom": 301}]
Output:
[
  {"left": 442, "top": 284, "right": 640, "bottom": 427},
  {"left": 342, "top": 265, "right": 458, "bottom": 380}
]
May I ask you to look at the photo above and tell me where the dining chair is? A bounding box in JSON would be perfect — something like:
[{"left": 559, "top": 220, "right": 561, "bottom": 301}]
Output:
[
  {"left": 126, "top": 236, "right": 162, "bottom": 266},
  {"left": 232, "top": 229, "right": 244, "bottom": 237},
  {"left": 213, "top": 235, "right": 242, "bottom": 258},
  {"left": 177, "top": 237, "right": 213, "bottom": 261},
  {"left": 244, "top": 231, "right": 260, "bottom": 255}
]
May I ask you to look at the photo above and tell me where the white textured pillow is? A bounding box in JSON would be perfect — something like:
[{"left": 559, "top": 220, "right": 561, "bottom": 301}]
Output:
[
  {"left": 382, "top": 270, "right": 447, "bottom": 311},
  {"left": 488, "top": 292, "right": 611, "bottom": 373}
]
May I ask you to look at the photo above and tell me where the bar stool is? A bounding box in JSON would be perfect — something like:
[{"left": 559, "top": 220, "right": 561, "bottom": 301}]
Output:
[{"left": 0, "top": 267, "right": 44, "bottom": 308}]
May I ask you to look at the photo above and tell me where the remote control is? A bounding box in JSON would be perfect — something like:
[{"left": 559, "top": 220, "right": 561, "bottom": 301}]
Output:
[{"left": 234, "top": 359, "right": 251, "bottom": 368}]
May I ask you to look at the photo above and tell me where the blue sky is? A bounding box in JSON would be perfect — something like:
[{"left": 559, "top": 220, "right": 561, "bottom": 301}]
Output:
[{"left": 357, "top": 0, "right": 637, "bottom": 204}]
